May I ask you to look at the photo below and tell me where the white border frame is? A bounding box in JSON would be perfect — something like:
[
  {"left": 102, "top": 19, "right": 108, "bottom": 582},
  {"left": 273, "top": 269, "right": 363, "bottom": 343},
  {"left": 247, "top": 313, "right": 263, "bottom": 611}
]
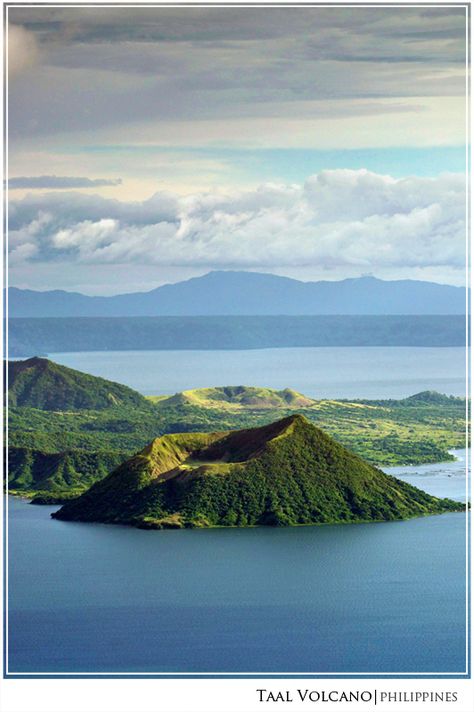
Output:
[{"left": 1, "top": 0, "right": 472, "bottom": 682}]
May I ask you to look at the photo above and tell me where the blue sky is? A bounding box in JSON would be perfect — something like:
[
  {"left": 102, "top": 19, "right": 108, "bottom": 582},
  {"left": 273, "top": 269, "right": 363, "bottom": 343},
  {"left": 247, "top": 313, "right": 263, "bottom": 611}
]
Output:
[
  {"left": 7, "top": 5, "right": 467, "bottom": 293},
  {"left": 81, "top": 145, "right": 466, "bottom": 183}
]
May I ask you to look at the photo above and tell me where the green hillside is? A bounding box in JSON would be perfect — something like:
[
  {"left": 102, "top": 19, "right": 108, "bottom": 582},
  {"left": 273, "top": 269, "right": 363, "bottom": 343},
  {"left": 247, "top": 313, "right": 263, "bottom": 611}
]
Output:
[
  {"left": 7, "top": 446, "right": 129, "bottom": 501},
  {"left": 7, "top": 358, "right": 148, "bottom": 410},
  {"left": 403, "top": 391, "right": 465, "bottom": 406},
  {"left": 156, "top": 386, "right": 316, "bottom": 409},
  {"left": 53, "top": 415, "right": 463, "bottom": 529}
]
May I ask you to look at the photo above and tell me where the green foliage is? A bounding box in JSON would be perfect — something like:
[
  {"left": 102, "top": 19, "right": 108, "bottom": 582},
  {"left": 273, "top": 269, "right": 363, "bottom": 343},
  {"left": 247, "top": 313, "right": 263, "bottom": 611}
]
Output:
[
  {"left": 7, "top": 446, "right": 129, "bottom": 494},
  {"left": 53, "top": 415, "right": 464, "bottom": 529},
  {"left": 7, "top": 392, "right": 466, "bottom": 467}
]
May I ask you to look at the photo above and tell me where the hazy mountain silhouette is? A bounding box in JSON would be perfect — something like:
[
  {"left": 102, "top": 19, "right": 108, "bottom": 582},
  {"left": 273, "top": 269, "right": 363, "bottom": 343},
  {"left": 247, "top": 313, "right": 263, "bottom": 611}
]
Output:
[{"left": 8, "top": 271, "right": 466, "bottom": 317}]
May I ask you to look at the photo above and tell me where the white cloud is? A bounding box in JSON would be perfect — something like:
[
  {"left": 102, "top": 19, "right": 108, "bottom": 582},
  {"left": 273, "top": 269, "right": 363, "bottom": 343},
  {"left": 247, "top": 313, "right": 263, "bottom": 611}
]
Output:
[
  {"left": 8, "top": 170, "right": 466, "bottom": 277},
  {"left": 52, "top": 218, "right": 118, "bottom": 250},
  {"left": 8, "top": 242, "right": 39, "bottom": 265}
]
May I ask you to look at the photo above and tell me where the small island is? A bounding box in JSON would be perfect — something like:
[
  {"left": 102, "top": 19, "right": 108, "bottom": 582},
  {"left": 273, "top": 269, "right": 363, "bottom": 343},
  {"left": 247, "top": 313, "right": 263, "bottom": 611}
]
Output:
[{"left": 52, "top": 414, "right": 463, "bottom": 529}]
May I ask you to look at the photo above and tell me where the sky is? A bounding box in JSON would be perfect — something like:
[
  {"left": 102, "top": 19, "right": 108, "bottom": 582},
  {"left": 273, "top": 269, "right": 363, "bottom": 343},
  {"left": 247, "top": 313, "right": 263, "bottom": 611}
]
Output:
[{"left": 7, "top": 5, "right": 468, "bottom": 294}]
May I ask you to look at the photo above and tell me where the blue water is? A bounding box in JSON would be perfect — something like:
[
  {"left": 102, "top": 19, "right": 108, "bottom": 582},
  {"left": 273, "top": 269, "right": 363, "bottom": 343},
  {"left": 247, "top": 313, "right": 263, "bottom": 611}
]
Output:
[
  {"left": 7, "top": 347, "right": 468, "bottom": 674},
  {"left": 7, "top": 453, "right": 468, "bottom": 674},
  {"left": 386, "top": 449, "right": 469, "bottom": 503},
  {"left": 48, "top": 346, "right": 467, "bottom": 400}
]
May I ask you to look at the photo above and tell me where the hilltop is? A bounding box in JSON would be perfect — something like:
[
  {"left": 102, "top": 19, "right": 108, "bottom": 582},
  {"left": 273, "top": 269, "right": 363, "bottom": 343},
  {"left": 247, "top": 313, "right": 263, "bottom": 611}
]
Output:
[
  {"left": 156, "top": 386, "right": 316, "bottom": 410},
  {"left": 7, "top": 357, "right": 148, "bottom": 410},
  {"left": 403, "top": 391, "right": 465, "bottom": 406},
  {"left": 8, "top": 271, "right": 466, "bottom": 318},
  {"left": 53, "top": 415, "right": 463, "bottom": 529}
]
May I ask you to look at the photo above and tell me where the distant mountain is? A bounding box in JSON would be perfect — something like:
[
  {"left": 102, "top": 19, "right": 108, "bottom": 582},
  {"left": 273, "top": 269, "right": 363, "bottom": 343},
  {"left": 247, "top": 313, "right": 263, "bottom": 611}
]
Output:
[
  {"left": 7, "top": 271, "right": 467, "bottom": 317},
  {"left": 159, "top": 386, "right": 316, "bottom": 410},
  {"left": 7, "top": 357, "right": 148, "bottom": 410},
  {"left": 52, "top": 414, "right": 463, "bottom": 529}
]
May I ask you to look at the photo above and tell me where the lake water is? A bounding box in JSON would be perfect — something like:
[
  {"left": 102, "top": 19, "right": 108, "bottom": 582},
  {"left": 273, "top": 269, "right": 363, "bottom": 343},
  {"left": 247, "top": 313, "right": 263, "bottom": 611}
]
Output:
[
  {"left": 8, "top": 346, "right": 469, "bottom": 674},
  {"left": 7, "top": 451, "right": 468, "bottom": 675},
  {"left": 48, "top": 346, "right": 467, "bottom": 399}
]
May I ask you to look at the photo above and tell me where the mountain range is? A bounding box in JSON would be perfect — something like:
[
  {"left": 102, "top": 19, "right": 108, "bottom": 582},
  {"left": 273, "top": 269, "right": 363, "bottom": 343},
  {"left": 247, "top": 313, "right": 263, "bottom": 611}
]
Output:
[{"left": 7, "top": 271, "right": 467, "bottom": 317}]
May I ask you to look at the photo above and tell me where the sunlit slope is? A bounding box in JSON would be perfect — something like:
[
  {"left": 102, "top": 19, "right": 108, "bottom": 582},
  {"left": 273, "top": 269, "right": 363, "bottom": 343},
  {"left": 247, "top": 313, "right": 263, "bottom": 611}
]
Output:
[{"left": 156, "top": 386, "right": 316, "bottom": 409}]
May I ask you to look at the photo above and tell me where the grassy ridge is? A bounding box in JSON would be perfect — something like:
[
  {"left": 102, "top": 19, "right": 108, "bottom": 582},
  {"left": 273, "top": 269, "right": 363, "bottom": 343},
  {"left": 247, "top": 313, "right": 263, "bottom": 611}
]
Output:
[{"left": 156, "top": 386, "right": 315, "bottom": 409}]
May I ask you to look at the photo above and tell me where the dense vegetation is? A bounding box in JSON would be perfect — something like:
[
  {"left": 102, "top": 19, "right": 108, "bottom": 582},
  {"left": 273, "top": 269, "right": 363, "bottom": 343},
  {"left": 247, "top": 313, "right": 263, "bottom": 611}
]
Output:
[
  {"left": 7, "top": 447, "right": 128, "bottom": 502},
  {"left": 53, "top": 415, "right": 464, "bottom": 529},
  {"left": 9, "top": 314, "right": 466, "bottom": 357},
  {"left": 8, "top": 389, "right": 466, "bottom": 465},
  {"left": 6, "top": 361, "right": 467, "bottom": 501},
  {"left": 7, "top": 357, "right": 148, "bottom": 410}
]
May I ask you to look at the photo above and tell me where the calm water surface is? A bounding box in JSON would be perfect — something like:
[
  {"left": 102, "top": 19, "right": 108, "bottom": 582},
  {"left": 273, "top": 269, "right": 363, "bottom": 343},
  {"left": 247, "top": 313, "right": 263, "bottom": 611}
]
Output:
[
  {"left": 7, "top": 452, "right": 468, "bottom": 674},
  {"left": 8, "top": 348, "right": 468, "bottom": 674},
  {"left": 49, "top": 346, "right": 467, "bottom": 399}
]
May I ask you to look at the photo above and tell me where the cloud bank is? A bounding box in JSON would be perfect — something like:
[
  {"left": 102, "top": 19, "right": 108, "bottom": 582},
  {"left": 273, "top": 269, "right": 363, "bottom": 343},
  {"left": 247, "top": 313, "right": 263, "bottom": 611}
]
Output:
[
  {"left": 8, "top": 175, "right": 123, "bottom": 189},
  {"left": 6, "top": 6, "right": 466, "bottom": 206},
  {"left": 8, "top": 170, "right": 465, "bottom": 278},
  {"left": 8, "top": 7, "right": 466, "bottom": 143}
]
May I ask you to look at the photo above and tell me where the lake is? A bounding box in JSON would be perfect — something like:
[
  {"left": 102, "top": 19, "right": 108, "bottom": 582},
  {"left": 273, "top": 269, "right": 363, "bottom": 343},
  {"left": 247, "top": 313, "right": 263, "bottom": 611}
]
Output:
[
  {"left": 6, "top": 451, "right": 468, "bottom": 675},
  {"left": 7, "top": 345, "right": 469, "bottom": 675},
  {"left": 48, "top": 346, "right": 467, "bottom": 399}
]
